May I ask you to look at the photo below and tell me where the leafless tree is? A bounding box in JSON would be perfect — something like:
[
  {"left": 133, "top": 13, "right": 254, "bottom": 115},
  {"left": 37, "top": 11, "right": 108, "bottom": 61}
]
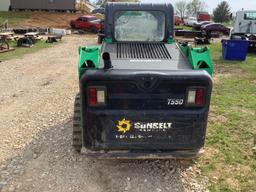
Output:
[{"left": 175, "top": 1, "right": 187, "bottom": 19}]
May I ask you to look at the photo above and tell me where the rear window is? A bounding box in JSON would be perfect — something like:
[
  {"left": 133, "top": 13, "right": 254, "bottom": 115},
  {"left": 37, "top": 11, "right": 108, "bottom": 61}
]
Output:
[
  {"left": 88, "top": 17, "right": 98, "bottom": 22},
  {"left": 244, "top": 12, "right": 256, "bottom": 20},
  {"left": 114, "top": 11, "right": 165, "bottom": 42}
]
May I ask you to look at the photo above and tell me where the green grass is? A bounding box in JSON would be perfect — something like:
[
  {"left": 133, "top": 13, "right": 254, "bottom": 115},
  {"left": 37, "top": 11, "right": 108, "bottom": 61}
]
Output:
[
  {"left": 175, "top": 25, "right": 193, "bottom": 31},
  {"left": 223, "top": 21, "right": 233, "bottom": 28},
  {"left": 0, "top": 11, "right": 32, "bottom": 26},
  {"left": 198, "top": 43, "right": 256, "bottom": 191},
  {"left": 0, "top": 40, "right": 55, "bottom": 62},
  {"left": 0, "top": 11, "right": 56, "bottom": 61}
]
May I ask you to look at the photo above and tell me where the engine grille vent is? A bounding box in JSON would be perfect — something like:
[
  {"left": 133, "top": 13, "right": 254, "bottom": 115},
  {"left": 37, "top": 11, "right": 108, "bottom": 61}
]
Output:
[{"left": 116, "top": 43, "right": 171, "bottom": 59}]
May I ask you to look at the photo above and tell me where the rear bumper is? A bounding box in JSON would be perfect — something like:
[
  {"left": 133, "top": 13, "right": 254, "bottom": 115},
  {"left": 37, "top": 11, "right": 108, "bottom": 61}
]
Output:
[{"left": 81, "top": 148, "right": 204, "bottom": 159}]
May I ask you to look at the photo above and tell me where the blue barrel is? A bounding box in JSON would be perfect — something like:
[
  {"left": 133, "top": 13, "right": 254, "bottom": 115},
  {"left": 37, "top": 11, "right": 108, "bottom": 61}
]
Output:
[{"left": 222, "top": 39, "right": 249, "bottom": 61}]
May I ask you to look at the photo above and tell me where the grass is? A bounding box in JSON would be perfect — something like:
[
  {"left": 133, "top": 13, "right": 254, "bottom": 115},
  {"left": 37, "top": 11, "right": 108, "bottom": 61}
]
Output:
[
  {"left": 0, "top": 11, "right": 32, "bottom": 26},
  {"left": 175, "top": 25, "right": 193, "bottom": 31},
  {"left": 0, "top": 40, "right": 55, "bottom": 62},
  {"left": 197, "top": 43, "right": 256, "bottom": 191},
  {"left": 0, "top": 11, "right": 57, "bottom": 61},
  {"left": 223, "top": 21, "right": 234, "bottom": 28}
]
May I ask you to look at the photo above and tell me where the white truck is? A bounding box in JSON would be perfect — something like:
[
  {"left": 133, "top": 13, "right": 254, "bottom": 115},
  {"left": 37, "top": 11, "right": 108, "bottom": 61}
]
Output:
[
  {"left": 231, "top": 10, "right": 256, "bottom": 51},
  {"left": 184, "top": 17, "right": 197, "bottom": 26}
]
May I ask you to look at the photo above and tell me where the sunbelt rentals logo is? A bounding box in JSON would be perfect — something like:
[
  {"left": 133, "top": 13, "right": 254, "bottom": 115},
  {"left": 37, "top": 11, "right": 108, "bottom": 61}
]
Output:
[{"left": 116, "top": 118, "right": 172, "bottom": 134}]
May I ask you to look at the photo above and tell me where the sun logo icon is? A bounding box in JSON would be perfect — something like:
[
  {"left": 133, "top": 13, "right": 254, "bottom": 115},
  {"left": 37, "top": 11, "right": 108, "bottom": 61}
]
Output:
[{"left": 116, "top": 118, "right": 131, "bottom": 134}]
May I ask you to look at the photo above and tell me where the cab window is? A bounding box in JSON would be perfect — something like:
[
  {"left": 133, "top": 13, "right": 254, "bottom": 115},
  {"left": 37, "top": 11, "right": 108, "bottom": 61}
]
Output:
[
  {"left": 114, "top": 11, "right": 165, "bottom": 42},
  {"left": 78, "top": 17, "right": 84, "bottom": 22},
  {"left": 244, "top": 12, "right": 256, "bottom": 20}
]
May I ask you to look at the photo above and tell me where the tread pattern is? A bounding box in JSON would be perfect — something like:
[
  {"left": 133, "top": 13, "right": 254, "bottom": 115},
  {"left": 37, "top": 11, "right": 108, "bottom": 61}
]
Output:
[{"left": 73, "top": 93, "right": 82, "bottom": 153}]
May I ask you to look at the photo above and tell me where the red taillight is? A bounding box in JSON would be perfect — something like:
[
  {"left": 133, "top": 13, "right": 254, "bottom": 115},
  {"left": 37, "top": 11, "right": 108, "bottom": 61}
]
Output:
[
  {"left": 87, "top": 86, "right": 106, "bottom": 106},
  {"left": 187, "top": 87, "right": 205, "bottom": 106},
  {"left": 195, "top": 88, "right": 205, "bottom": 105},
  {"left": 88, "top": 88, "right": 97, "bottom": 105}
]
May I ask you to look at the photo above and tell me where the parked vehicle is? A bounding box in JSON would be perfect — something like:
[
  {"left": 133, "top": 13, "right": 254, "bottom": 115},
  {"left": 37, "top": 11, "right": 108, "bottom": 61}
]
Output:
[
  {"left": 197, "top": 12, "right": 210, "bottom": 22},
  {"left": 201, "top": 23, "right": 230, "bottom": 35},
  {"left": 74, "top": 2, "right": 213, "bottom": 159},
  {"left": 193, "top": 21, "right": 212, "bottom": 31},
  {"left": 184, "top": 17, "right": 197, "bottom": 26},
  {"left": 91, "top": 7, "right": 105, "bottom": 14},
  {"left": 174, "top": 15, "right": 182, "bottom": 25},
  {"left": 232, "top": 10, "right": 256, "bottom": 35},
  {"left": 230, "top": 10, "right": 256, "bottom": 52},
  {"left": 70, "top": 15, "right": 103, "bottom": 33}
]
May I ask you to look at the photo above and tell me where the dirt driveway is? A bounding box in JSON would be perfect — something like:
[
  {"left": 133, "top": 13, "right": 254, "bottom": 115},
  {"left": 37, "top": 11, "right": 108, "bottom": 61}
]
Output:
[{"left": 0, "top": 35, "right": 207, "bottom": 192}]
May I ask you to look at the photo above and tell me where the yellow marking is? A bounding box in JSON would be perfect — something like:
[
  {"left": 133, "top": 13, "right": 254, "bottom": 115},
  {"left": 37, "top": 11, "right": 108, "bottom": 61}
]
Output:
[{"left": 116, "top": 118, "right": 131, "bottom": 134}]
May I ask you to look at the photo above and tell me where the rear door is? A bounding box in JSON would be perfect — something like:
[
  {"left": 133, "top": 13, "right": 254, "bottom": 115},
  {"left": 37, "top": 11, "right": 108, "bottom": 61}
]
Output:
[{"left": 81, "top": 71, "right": 212, "bottom": 150}]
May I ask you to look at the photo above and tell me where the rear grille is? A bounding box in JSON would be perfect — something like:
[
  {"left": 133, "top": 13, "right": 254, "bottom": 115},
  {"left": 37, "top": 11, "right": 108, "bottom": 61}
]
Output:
[{"left": 116, "top": 43, "right": 171, "bottom": 59}]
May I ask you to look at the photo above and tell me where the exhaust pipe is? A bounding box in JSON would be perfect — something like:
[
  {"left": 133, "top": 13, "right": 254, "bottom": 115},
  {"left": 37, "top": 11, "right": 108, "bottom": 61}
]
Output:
[{"left": 102, "top": 52, "right": 112, "bottom": 69}]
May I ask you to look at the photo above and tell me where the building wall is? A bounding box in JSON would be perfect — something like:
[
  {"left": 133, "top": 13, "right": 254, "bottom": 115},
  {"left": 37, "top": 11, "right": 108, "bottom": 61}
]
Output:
[
  {"left": 10, "top": 0, "right": 77, "bottom": 10},
  {"left": 0, "top": 0, "right": 10, "bottom": 11}
]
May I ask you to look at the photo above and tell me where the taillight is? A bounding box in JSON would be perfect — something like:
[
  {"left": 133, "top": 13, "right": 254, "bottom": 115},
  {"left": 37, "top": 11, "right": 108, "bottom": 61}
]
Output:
[
  {"left": 87, "top": 86, "right": 106, "bottom": 106},
  {"left": 195, "top": 88, "right": 205, "bottom": 105},
  {"left": 187, "top": 87, "right": 205, "bottom": 106},
  {"left": 88, "top": 88, "right": 97, "bottom": 105}
]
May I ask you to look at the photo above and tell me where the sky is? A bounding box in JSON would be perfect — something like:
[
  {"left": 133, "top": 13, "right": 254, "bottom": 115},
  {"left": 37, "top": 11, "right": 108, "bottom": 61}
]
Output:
[{"left": 140, "top": 0, "right": 256, "bottom": 13}]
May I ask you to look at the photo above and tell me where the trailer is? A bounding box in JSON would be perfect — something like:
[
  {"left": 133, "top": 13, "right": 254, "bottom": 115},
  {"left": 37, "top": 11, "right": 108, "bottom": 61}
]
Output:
[
  {"left": 0, "top": 0, "right": 10, "bottom": 11},
  {"left": 197, "top": 12, "right": 210, "bottom": 22},
  {"left": 10, "top": 0, "right": 85, "bottom": 12}
]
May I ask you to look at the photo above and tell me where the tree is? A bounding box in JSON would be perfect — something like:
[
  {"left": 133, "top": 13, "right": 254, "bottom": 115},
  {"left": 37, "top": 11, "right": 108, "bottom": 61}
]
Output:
[
  {"left": 213, "top": 1, "right": 231, "bottom": 23},
  {"left": 175, "top": 1, "right": 187, "bottom": 19},
  {"left": 186, "top": 0, "right": 207, "bottom": 16}
]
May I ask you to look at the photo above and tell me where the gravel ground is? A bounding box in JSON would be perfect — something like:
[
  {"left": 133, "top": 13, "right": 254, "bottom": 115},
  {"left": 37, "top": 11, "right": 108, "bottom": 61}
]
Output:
[{"left": 0, "top": 35, "right": 208, "bottom": 192}]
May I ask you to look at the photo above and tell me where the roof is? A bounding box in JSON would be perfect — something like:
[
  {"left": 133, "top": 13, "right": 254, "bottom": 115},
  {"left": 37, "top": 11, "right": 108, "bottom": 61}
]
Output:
[
  {"left": 81, "top": 15, "right": 97, "bottom": 18},
  {"left": 237, "top": 10, "right": 256, "bottom": 13},
  {"left": 197, "top": 12, "right": 209, "bottom": 14}
]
